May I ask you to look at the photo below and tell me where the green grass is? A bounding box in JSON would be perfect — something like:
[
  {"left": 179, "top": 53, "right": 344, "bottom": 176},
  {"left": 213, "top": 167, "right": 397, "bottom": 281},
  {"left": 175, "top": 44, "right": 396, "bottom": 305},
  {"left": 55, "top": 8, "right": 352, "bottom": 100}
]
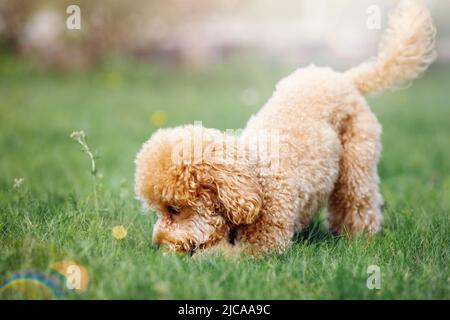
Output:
[{"left": 0, "top": 55, "right": 449, "bottom": 299}]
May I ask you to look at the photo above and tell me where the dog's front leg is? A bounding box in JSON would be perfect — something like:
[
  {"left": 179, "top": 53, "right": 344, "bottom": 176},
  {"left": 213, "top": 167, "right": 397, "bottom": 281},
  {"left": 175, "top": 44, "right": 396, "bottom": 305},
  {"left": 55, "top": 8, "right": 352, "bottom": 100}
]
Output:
[
  {"left": 236, "top": 220, "right": 295, "bottom": 256},
  {"left": 236, "top": 195, "right": 299, "bottom": 256}
]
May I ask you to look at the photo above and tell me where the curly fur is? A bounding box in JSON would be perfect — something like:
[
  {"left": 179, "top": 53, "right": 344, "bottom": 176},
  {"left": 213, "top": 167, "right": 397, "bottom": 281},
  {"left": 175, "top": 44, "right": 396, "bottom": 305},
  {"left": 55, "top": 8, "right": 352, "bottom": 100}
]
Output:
[
  {"left": 134, "top": 0, "right": 436, "bottom": 256},
  {"left": 347, "top": 0, "right": 436, "bottom": 95}
]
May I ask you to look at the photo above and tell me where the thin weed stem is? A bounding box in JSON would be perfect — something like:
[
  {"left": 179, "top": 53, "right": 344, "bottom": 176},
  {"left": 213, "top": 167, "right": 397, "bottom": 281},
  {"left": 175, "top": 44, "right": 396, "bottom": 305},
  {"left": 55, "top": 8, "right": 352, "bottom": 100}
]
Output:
[{"left": 70, "top": 130, "right": 100, "bottom": 214}]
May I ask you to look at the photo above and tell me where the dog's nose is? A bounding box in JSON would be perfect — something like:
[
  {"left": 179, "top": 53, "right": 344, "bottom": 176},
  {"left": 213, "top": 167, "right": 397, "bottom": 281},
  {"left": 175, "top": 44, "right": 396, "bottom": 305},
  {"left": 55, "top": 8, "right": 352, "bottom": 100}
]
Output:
[
  {"left": 152, "top": 232, "right": 162, "bottom": 250},
  {"left": 151, "top": 236, "right": 161, "bottom": 249},
  {"left": 152, "top": 226, "right": 161, "bottom": 248}
]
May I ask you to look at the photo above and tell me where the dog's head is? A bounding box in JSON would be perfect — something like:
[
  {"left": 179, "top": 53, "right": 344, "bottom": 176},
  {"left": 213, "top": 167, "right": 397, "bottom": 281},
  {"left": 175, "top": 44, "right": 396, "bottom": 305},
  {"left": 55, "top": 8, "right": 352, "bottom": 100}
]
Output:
[{"left": 135, "top": 125, "right": 262, "bottom": 254}]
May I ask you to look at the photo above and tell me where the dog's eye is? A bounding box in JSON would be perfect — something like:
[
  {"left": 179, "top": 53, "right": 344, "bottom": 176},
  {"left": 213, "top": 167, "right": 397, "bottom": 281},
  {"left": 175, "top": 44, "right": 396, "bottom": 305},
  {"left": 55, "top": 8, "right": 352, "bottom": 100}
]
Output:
[{"left": 166, "top": 205, "right": 180, "bottom": 215}]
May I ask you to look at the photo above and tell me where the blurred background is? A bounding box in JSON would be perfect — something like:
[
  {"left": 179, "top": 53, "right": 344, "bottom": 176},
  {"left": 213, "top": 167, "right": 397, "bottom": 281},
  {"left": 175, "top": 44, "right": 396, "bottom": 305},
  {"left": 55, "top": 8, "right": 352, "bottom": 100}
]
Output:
[
  {"left": 0, "top": 0, "right": 449, "bottom": 187},
  {"left": 1, "top": 0, "right": 450, "bottom": 70},
  {"left": 1, "top": 0, "right": 450, "bottom": 191}
]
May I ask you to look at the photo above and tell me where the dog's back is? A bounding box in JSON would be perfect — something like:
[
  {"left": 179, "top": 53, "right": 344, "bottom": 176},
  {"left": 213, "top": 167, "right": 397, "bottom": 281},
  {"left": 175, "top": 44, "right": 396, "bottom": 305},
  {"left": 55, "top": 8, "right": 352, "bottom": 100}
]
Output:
[{"left": 239, "top": 0, "right": 436, "bottom": 235}]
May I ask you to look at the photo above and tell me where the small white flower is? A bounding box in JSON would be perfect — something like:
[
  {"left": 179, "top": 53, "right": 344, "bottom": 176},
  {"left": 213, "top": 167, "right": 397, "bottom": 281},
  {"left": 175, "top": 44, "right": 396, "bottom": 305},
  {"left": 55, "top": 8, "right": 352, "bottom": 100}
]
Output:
[
  {"left": 70, "top": 130, "right": 86, "bottom": 142},
  {"left": 13, "top": 177, "right": 24, "bottom": 190}
]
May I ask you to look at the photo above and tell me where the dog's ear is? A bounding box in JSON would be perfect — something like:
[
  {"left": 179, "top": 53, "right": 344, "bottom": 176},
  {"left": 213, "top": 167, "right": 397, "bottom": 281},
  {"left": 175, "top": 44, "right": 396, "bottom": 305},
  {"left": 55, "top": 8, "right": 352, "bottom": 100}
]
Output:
[
  {"left": 205, "top": 164, "right": 263, "bottom": 225},
  {"left": 167, "top": 125, "right": 262, "bottom": 225}
]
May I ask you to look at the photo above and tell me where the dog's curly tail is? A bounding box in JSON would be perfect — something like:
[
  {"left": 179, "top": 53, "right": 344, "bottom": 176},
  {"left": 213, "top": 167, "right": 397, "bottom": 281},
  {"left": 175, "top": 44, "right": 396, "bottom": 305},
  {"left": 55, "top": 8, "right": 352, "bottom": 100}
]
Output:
[{"left": 346, "top": 0, "right": 437, "bottom": 96}]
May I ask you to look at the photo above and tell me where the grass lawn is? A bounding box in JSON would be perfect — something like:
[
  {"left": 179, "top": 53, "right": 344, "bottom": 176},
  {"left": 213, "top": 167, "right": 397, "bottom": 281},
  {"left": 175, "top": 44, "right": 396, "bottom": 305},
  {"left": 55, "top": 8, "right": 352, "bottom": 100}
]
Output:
[{"left": 0, "top": 55, "right": 449, "bottom": 299}]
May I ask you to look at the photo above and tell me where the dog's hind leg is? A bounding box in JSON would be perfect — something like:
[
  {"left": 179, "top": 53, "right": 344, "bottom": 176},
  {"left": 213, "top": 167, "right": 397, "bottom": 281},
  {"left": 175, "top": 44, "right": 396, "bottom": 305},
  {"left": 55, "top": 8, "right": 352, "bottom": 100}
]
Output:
[{"left": 327, "top": 107, "right": 383, "bottom": 235}]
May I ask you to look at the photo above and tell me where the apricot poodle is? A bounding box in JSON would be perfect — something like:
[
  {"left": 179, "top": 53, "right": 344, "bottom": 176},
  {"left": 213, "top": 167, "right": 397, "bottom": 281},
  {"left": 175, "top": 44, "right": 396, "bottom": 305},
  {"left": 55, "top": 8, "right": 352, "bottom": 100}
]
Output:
[{"left": 135, "top": 0, "right": 436, "bottom": 255}]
